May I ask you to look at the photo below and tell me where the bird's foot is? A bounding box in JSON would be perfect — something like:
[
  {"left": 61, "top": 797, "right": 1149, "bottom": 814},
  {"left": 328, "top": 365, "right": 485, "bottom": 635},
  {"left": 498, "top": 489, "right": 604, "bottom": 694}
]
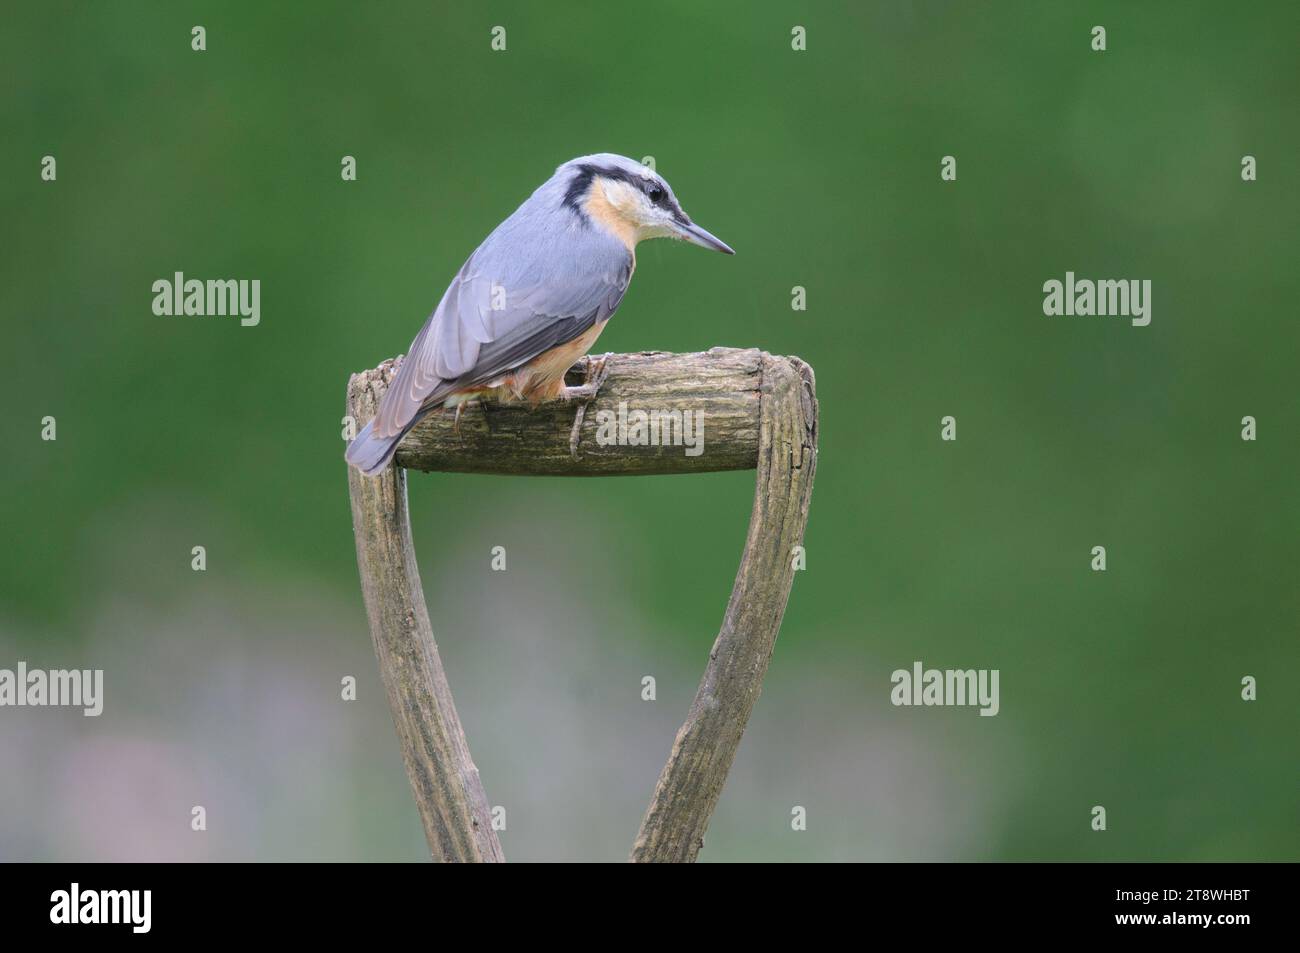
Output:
[
  {"left": 561, "top": 354, "right": 610, "bottom": 402},
  {"left": 452, "top": 399, "right": 482, "bottom": 436},
  {"left": 564, "top": 355, "right": 610, "bottom": 459}
]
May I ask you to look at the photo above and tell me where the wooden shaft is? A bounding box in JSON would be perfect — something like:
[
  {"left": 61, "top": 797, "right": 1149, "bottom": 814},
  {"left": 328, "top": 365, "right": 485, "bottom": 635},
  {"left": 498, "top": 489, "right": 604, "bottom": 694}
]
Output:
[
  {"left": 380, "top": 348, "right": 766, "bottom": 476},
  {"left": 345, "top": 347, "right": 817, "bottom": 862},
  {"left": 630, "top": 353, "right": 818, "bottom": 861},
  {"left": 346, "top": 376, "right": 505, "bottom": 862}
]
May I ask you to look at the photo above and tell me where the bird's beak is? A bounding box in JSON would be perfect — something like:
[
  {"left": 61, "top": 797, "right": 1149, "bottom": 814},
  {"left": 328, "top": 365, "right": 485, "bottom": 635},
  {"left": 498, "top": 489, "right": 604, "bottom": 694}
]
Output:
[{"left": 674, "top": 218, "right": 735, "bottom": 255}]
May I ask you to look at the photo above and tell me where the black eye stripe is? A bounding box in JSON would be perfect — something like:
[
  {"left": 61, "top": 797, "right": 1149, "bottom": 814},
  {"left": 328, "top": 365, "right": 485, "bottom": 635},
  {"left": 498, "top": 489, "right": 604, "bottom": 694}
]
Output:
[{"left": 563, "top": 164, "right": 672, "bottom": 216}]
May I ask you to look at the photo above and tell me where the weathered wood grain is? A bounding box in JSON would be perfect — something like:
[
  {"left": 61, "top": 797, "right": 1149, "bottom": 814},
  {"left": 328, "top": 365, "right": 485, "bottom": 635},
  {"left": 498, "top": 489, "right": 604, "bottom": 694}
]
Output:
[
  {"left": 345, "top": 347, "right": 817, "bottom": 863},
  {"left": 346, "top": 375, "right": 504, "bottom": 862},
  {"left": 629, "top": 353, "right": 818, "bottom": 862},
  {"left": 375, "top": 348, "right": 765, "bottom": 476}
]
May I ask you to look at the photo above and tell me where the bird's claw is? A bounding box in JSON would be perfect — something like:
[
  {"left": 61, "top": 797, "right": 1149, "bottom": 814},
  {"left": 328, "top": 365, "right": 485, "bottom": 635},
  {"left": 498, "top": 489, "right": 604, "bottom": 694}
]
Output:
[
  {"left": 567, "top": 355, "right": 610, "bottom": 459},
  {"left": 452, "top": 399, "right": 489, "bottom": 436},
  {"left": 562, "top": 355, "right": 609, "bottom": 401}
]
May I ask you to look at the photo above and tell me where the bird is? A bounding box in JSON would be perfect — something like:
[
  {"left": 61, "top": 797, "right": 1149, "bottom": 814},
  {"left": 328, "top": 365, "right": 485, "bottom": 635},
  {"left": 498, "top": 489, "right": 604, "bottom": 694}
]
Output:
[{"left": 345, "top": 153, "right": 735, "bottom": 475}]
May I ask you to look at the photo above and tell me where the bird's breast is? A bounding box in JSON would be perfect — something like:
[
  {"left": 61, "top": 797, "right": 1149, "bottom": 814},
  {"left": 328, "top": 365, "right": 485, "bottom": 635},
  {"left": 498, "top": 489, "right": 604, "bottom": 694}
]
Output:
[{"left": 506, "top": 318, "right": 610, "bottom": 403}]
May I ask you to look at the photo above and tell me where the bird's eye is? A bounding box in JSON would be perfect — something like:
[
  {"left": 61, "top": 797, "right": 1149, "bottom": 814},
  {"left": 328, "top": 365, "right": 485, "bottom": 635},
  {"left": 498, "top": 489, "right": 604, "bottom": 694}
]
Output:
[{"left": 647, "top": 185, "right": 665, "bottom": 205}]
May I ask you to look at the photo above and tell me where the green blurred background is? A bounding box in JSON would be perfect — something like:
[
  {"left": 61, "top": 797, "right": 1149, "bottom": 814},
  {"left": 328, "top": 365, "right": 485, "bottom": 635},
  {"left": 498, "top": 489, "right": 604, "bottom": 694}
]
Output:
[{"left": 1, "top": 1, "right": 1296, "bottom": 861}]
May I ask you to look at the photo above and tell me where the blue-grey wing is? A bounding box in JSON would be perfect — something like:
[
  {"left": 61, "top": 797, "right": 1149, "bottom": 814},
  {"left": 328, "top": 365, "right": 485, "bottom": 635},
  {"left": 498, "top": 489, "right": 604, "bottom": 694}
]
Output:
[{"left": 371, "top": 226, "right": 632, "bottom": 440}]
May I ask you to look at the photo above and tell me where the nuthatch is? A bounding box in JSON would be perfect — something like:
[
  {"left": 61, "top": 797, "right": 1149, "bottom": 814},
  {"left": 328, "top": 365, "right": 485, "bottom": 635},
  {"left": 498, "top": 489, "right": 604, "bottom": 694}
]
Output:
[{"left": 345, "top": 153, "right": 734, "bottom": 475}]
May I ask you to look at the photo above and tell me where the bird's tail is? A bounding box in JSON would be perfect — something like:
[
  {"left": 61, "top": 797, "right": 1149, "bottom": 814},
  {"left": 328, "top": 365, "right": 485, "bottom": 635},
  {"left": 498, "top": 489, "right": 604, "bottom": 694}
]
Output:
[{"left": 344, "top": 419, "right": 405, "bottom": 476}]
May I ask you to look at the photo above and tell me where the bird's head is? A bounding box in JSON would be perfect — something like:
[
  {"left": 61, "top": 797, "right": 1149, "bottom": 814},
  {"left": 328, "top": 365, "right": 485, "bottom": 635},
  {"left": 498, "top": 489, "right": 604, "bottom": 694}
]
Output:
[{"left": 557, "top": 153, "right": 735, "bottom": 255}]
